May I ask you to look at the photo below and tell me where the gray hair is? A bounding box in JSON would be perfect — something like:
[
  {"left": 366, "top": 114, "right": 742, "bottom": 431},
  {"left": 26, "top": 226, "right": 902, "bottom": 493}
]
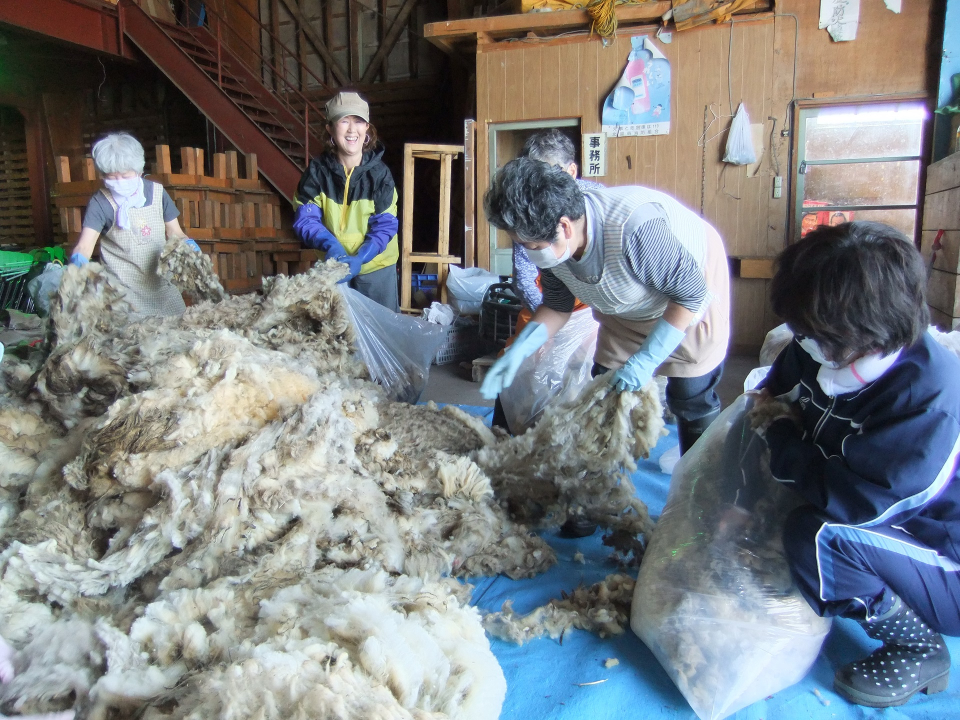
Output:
[
  {"left": 519, "top": 129, "right": 576, "bottom": 168},
  {"left": 91, "top": 132, "right": 146, "bottom": 175},
  {"left": 484, "top": 158, "right": 584, "bottom": 243}
]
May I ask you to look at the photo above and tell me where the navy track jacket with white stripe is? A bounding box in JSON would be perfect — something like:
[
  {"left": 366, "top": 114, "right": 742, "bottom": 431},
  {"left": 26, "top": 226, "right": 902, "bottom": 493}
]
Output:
[{"left": 760, "top": 332, "right": 960, "bottom": 563}]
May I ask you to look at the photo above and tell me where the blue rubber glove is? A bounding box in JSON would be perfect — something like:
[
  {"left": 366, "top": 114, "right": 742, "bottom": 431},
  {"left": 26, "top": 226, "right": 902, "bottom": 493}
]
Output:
[
  {"left": 343, "top": 242, "right": 380, "bottom": 281},
  {"left": 70, "top": 253, "right": 89, "bottom": 267},
  {"left": 479, "top": 322, "right": 550, "bottom": 400},
  {"left": 611, "top": 317, "right": 687, "bottom": 392},
  {"left": 184, "top": 239, "right": 201, "bottom": 253}
]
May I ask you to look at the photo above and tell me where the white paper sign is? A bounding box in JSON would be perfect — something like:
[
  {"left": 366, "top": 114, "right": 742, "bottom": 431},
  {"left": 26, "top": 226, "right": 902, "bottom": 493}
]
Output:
[
  {"left": 819, "top": 0, "right": 860, "bottom": 42},
  {"left": 582, "top": 133, "right": 607, "bottom": 177},
  {"left": 884, "top": 0, "right": 901, "bottom": 12}
]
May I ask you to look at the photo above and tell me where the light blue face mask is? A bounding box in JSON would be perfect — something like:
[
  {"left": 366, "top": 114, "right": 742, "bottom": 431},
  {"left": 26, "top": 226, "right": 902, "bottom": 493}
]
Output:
[
  {"left": 525, "top": 240, "right": 570, "bottom": 269},
  {"left": 104, "top": 176, "right": 142, "bottom": 198}
]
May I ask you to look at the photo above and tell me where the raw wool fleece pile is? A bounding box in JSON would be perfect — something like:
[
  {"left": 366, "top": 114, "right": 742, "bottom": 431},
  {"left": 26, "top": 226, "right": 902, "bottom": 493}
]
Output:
[
  {"left": 0, "top": 261, "right": 565, "bottom": 719},
  {"left": 482, "top": 573, "right": 636, "bottom": 645},
  {"left": 474, "top": 376, "right": 665, "bottom": 560},
  {"left": 157, "top": 237, "right": 226, "bottom": 305},
  {"left": 0, "top": 258, "right": 663, "bottom": 719}
]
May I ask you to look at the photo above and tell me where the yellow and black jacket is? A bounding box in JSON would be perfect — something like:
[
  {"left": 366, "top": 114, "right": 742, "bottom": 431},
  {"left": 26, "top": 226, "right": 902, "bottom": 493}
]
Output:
[{"left": 292, "top": 144, "right": 399, "bottom": 274}]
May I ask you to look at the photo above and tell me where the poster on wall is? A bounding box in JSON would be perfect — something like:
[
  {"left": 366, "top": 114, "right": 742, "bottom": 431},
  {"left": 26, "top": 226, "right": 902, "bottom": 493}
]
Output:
[
  {"left": 601, "top": 35, "right": 671, "bottom": 137},
  {"left": 801, "top": 202, "right": 855, "bottom": 237}
]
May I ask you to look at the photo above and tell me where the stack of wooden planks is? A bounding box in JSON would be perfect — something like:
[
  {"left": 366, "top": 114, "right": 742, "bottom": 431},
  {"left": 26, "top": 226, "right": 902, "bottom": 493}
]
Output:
[{"left": 0, "top": 124, "right": 34, "bottom": 246}]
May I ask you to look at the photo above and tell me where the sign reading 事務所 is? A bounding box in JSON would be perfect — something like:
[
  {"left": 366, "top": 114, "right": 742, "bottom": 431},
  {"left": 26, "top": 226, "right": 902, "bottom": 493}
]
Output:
[{"left": 582, "top": 133, "right": 607, "bottom": 177}]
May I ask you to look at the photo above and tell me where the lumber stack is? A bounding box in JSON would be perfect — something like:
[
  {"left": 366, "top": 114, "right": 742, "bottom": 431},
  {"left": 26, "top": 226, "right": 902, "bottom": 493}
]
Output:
[
  {"left": 51, "top": 145, "right": 315, "bottom": 293},
  {"left": 0, "top": 129, "right": 34, "bottom": 245}
]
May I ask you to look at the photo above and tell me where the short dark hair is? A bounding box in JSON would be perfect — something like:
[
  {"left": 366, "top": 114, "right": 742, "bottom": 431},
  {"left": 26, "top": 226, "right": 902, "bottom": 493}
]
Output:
[
  {"left": 519, "top": 129, "right": 576, "bottom": 168},
  {"left": 483, "top": 158, "right": 585, "bottom": 242},
  {"left": 770, "top": 221, "right": 929, "bottom": 359}
]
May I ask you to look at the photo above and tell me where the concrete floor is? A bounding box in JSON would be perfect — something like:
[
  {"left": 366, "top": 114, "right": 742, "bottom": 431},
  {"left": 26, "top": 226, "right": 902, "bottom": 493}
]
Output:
[{"left": 420, "top": 353, "right": 762, "bottom": 408}]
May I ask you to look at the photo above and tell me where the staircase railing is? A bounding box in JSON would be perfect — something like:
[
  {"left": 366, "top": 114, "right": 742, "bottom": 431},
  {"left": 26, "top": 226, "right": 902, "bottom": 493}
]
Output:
[{"left": 132, "top": 0, "right": 329, "bottom": 168}]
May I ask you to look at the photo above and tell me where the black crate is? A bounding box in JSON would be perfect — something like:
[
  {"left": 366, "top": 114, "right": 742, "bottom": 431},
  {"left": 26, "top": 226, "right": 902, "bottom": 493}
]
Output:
[{"left": 0, "top": 275, "right": 34, "bottom": 313}]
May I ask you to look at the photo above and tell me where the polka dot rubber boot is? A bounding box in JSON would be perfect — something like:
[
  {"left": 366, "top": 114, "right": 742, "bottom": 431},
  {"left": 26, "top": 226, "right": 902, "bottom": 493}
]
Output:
[{"left": 834, "top": 596, "right": 951, "bottom": 708}]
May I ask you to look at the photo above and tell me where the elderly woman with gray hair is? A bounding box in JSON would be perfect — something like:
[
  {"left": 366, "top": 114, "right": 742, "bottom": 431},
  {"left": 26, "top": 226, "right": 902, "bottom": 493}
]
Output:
[{"left": 69, "top": 132, "right": 198, "bottom": 316}]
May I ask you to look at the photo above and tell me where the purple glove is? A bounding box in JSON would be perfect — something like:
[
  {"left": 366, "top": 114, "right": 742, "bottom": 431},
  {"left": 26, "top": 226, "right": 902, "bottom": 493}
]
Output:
[{"left": 293, "top": 203, "right": 341, "bottom": 252}]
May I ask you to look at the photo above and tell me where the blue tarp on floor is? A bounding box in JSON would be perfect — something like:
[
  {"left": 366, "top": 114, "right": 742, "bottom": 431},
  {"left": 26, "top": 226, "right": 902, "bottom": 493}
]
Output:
[{"left": 448, "top": 404, "right": 960, "bottom": 720}]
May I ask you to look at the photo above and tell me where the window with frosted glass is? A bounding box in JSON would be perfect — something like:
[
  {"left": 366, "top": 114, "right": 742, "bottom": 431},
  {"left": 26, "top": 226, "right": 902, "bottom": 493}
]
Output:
[{"left": 795, "top": 103, "right": 926, "bottom": 241}]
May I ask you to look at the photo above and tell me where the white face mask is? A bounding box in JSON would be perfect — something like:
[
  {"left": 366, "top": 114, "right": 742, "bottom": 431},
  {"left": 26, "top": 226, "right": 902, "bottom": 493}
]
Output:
[
  {"left": 104, "top": 176, "right": 142, "bottom": 198},
  {"left": 525, "top": 240, "right": 570, "bottom": 269},
  {"left": 797, "top": 336, "right": 852, "bottom": 370}
]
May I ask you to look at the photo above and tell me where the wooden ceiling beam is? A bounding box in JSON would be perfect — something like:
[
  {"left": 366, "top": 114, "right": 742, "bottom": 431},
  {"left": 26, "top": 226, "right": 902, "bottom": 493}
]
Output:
[
  {"left": 424, "top": 0, "right": 772, "bottom": 51},
  {"left": 360, "top": 0, "right": 421, "bottom": 84},
  {"left": 276, "top": 0, "right": 351, "bottom": 86}
]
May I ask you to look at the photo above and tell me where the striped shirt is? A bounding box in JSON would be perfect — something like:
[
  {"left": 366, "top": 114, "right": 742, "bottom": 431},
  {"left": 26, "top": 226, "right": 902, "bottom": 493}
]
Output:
[{"left": 542, "top": 196, "right": 708, "bottom": 314}]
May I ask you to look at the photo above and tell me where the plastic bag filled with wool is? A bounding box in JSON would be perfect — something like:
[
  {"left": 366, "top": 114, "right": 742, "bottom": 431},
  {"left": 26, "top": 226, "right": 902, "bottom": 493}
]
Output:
[
  {"left": 340, "top": 285, "right": 446, "bottom": 403},
  {"left": 499, "top": 308, "right": 599, "bottom": 435},
  {"left": 446, "top": 265, "right": 500, "bottom": 315},
  {"left": 631, "top": 394, "right": 831, "bottom": 720}
]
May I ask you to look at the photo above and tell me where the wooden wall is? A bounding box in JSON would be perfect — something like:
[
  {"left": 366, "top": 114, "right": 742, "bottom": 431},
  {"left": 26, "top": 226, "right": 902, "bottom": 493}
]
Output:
[{"left": 474, "top": 0, "right": 939, "bottom": 353}]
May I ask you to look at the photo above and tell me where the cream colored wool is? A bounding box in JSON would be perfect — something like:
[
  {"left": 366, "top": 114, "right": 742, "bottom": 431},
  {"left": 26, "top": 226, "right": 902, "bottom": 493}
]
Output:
[
  {"left": 157, "top": 237, "right": 226, "bottom": 304},
  {"left": 0, "top": 261, "right": 545, "bottom": 718},
  {"left": 474, "top": 377, "right": 664, "bottom": 551},
  {"left": 0, "top": 258, "right": 659, "bottom": 718},
  {"left": 483, "top": 573, "right": 635, "bottom": 645}
]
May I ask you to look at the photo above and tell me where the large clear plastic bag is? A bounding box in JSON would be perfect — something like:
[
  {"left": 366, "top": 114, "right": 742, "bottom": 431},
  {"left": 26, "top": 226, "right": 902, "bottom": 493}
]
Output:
[
  {"left": 631, "top": 394, "right": 831, "bottom": 720},
  {"left": 498, "top": 308, "right": 598, "bottom": 435},
  {"left": 340, "top": 286, "right": 447, "bottom": 404}
]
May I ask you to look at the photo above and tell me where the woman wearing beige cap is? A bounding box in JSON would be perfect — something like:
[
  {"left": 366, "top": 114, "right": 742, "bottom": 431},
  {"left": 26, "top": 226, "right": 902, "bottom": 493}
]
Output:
[{"left": 293, "top": 91, "right": 400, "bottom": 311}]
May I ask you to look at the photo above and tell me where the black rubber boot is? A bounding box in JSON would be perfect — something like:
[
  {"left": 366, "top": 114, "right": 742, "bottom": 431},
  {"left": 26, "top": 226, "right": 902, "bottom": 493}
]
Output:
[
  {"left": 677, "top": 409, "right": 720, "bottom": 456},
  {"left": 834, "top": 595, "right": 951, "bottom": 708},
  {"left": 558, "top": 513, "right": 597, "bottom": 538}
]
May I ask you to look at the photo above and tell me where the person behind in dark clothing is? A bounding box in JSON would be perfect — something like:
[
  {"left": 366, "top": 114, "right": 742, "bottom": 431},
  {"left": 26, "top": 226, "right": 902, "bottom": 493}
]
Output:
[{"left": 756, "top": 221, "right": 960, "bottom": 708}]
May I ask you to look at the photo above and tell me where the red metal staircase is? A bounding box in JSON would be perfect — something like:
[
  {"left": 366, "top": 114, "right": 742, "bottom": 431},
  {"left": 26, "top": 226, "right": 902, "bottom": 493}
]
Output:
[{"left": 118, "top": 0, "right": 327, "bottom": 201}]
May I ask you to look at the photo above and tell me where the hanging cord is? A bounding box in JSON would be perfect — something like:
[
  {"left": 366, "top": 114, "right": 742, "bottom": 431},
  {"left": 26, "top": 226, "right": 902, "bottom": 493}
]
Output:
[
  {"left": 585, "top": 0, "right": 653, "bottom": 41},
  {"left": 586, "top": 0, "right": 619, "bottom": 39}
]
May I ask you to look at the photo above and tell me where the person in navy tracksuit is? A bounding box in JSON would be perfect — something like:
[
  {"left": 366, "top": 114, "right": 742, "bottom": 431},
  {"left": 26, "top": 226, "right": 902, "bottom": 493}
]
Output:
[{"left": 756, "top": 221, "right": 960, "bottom": 709}]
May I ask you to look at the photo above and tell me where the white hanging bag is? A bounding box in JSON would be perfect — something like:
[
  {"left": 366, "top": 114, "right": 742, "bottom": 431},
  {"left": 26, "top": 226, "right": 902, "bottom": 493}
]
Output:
[{"left": 723, "top": 103, "right": 757, "bottom": 165}]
